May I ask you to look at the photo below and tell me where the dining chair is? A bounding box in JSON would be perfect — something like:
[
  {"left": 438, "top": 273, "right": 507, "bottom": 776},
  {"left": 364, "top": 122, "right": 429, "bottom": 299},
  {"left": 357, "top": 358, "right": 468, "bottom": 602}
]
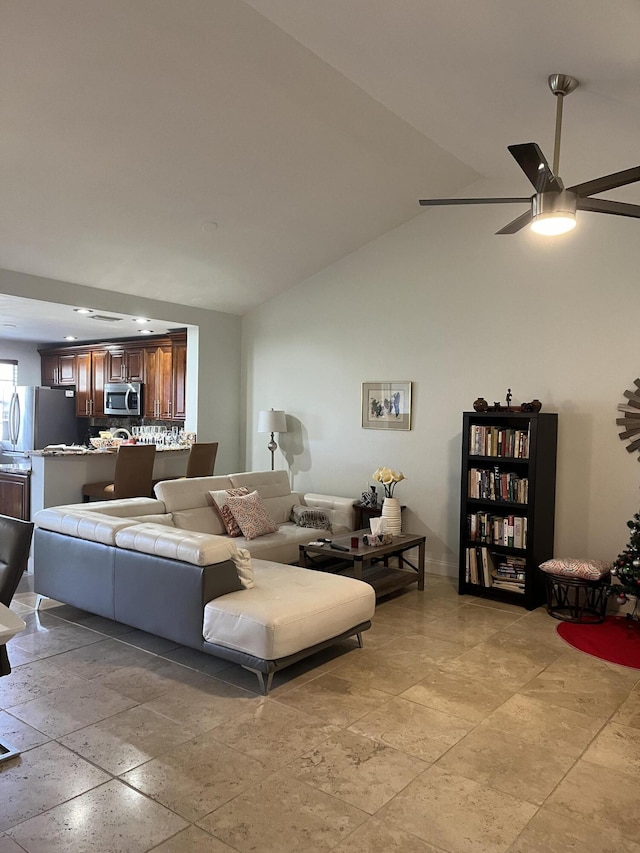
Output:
[
  {"left": 82, "top": 444, "right": 157, "bottom": 502},
  {"left": 0, "top": 514, "right": 34, "bottom": 761},
  {"left": 185, "top": 442, "right": 218, "bottom": 478}
]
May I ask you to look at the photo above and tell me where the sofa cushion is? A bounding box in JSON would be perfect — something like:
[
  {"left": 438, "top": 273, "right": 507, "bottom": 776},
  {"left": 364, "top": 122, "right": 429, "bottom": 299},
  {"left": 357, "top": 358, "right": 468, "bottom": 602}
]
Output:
[
  {"left": 114, "top": 523, "right": 254, "bottom": 588},
  {"left": 290, "top": 504, "right": 333, "bottom": 532},
  {"left": 210, "top": 487, "right": 250, "bottom": 537},
  {"left": 203, "top": 559, "right": 375, "bottom": 659},
  {"left": 172, "top": 506, "right": 226, "bottom": 536},
  {"left": 226, "top": 491, "right": 278, "bottom": 540},
  {"left": 154, "top": 475, "right": 234, "bottom": 511},
  {"left": 33, "top": 508, "right": 137, "bottom": 546},
  {"left": 128, "top": 514, "right": 174, "bottom": 526}
]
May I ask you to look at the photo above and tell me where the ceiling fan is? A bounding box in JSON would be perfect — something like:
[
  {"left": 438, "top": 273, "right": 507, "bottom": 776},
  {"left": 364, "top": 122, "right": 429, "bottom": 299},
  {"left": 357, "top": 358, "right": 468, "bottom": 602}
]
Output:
[{"left": 419, "top": 74, "right": 640, "bottom": 235}]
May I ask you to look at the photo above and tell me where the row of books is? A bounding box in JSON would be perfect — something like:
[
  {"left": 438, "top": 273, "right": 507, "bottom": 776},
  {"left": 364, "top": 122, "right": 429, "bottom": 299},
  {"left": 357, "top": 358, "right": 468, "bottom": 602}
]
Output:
[
  {"left": 467, "top": 512, "right": 528, "bottom": 549},
  {"left": 465, "top": 547, "right": 526, "bottom": 593},
  {"left": 469, "top": 425, "right": 530, "bottom": 459},
  {"left": 468, "top": 467, "right": 529, "bottom": 504}
]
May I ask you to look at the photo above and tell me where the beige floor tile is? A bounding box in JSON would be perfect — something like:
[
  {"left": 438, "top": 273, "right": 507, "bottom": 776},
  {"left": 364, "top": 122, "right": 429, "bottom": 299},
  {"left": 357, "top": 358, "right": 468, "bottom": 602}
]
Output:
[
  {"left": 197, "top": 771, "right": 368, "bottom": 852},
  {"left": 374, "top": 632, "right": 468, "bottom": 664},
  {"left": 582, "top": 721, "right": 640, "bottom": 775},
  {"left": 93, "top": 656, "right": 216, "bottom": 703},
  {"left": 0, "top": 834, "right": 26, "bottom": 853},
  {"left": 380, "top": 765, "right": 537, "bottom": 853},
  {"left": 0, "top": 711, "right": 50, "bottom": 753},
  {"left": 508, "top": 805, "right": 640, "bottom": 853},
  {"left": 10, "top": 620, "right": 103, "bottom": 658},
  {"left": 328, "top": 646, "right": 440, "bottom": 695},
  {"left": 546, "top": 759, "right": 640, "bottom": 843},
  {"left": 275, "top": 672, "right": 392, "bottom": 727},
  {"left": 466, "top": 598, "right": 526, "bottom": 615},
  {"left": 2, "top": 644, "right": 36, "bottom": 667},
  {"left": 289, "top": 728, "right": 428, "bottom": 814},
  {"left": 401, "top": 667, "right": 515, "bottom": 723},
  {"left": 121, "top": 731, "right": 272, "bottom": 822},
  {"left": 5, "top": 778, "right": 187, "bottom": 852},
  {"left": 613, "top": 687, "right": 640, "bottom": 729},
  {"left": 331, "top": 815, "right": 443, "bottom": 853},
  {"left": 519, "top": 667, "right": 632, "bottom": 721},
  {"left": 0, "top": 659, "right": 87, "bottom": 709},
  {"left": 8, "top": 679, "right": 138, "bottom": 738},
  {"left": 479, "top": 693, "right": 603, "bottom": 757},
  {"left": 59, "top": 704, "right": 199, "bottom": 775},
  {"left": 0, "top": 741, "right": 110, "bottom": 832},
  {"left": 542, "top": 649, "right": 640, "bottom": 689},
  {"left": 140, "top": 677, "right": 259, "bottom": 734},
  {"left": 209, "top": 698, "right": 339, "bottom": 768},
  {"left": 436, "top": 726, "right": 577, "bottom": 806},
  {"left": 441, "top": 636, "right": 554, "bottom": 691},
  {"left": 150, "top": 824, "right": 239, "bottom": 852},
  {"left": 47, "top": 636, "right": 159, "bottom": 680},
  {"left": 417, "top": 603, "right": 522, "bottom": 647},
  {"left": 348, "top": 695, "right": 473, "bottom": 762}
]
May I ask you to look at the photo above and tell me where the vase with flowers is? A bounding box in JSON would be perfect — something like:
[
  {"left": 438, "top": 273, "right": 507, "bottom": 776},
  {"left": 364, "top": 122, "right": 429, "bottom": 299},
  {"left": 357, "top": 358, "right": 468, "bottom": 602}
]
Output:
[{"left": 372, "top": 467, "right": 405, "bottom": 534}]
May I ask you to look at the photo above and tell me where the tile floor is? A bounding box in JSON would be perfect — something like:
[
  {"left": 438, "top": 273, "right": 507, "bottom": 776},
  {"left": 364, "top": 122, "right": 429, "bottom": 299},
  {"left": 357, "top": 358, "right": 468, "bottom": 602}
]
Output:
[{"left": 1, "top": 573, "right": 640, "bottom": 852}]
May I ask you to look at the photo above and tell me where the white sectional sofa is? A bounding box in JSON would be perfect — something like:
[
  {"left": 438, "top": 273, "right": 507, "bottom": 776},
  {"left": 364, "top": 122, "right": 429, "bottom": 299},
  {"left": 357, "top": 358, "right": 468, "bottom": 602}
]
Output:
[{"left": 33, "top": 471, "right": 375, "bottom": 692}]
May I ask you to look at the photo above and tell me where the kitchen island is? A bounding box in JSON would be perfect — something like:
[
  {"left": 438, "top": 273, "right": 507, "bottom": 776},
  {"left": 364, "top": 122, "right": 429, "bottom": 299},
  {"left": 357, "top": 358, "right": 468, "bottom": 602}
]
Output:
[
  {"left": 29, "top": 447, "right": 190, "bottom": 516},
  {"left": 0, "top": 462, "right": 31, "bottom": 520}
]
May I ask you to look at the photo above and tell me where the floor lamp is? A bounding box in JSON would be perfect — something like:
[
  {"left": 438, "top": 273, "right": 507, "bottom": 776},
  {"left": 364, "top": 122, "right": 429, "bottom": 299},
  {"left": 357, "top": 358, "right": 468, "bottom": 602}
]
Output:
[{"left": 258, "top": 409, "right": 287, "bottom": 470}]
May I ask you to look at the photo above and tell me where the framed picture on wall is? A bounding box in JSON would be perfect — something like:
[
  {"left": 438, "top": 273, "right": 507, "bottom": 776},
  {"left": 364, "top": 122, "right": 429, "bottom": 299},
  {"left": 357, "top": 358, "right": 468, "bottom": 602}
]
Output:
[{"left": 361, "top": 381, "right": 412, "bottom": 430}]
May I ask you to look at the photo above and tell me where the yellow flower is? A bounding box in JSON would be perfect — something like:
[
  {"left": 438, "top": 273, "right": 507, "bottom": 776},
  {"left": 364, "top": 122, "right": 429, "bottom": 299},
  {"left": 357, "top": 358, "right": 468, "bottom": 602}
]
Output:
[{"left": 371, "top": 467, "right": 406, "bottom": 497}]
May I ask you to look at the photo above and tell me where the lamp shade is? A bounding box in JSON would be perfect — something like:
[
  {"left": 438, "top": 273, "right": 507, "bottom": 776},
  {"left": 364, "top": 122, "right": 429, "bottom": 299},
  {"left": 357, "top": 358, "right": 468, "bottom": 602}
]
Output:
[{"left": 258, "top": 409, "right": 287, "bottom": 433}]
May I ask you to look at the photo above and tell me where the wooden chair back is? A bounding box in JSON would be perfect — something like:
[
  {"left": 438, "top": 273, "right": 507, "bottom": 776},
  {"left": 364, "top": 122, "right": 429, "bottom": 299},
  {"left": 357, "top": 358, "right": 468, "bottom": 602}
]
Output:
[
  {"left": 112, "top": 444, "right": 157, "bottom": 498},
  {"left": 185, "top": 442, "right": 218, "bottom": 478}
]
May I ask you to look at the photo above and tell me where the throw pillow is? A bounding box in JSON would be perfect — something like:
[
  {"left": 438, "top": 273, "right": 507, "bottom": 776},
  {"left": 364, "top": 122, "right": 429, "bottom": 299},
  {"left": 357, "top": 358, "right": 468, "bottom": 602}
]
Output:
[
  {"left": 225, "top": 490, "right": 278, "bottom": 540},
  {"left": 209, "top": 487, "right": 250, "bottom": 537},
  {"left": 539, "top": 557, "right": 612, "bottom": 581},
  {"left": 233, "top": 548, "right": 254, "bottom": 589},
  {"left": 290, "top": 504, "right": 332, "bottom": 532}
]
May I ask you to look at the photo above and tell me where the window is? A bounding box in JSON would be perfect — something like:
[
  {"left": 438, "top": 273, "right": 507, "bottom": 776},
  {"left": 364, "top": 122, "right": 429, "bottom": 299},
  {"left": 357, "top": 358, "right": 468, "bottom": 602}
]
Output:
[{"left": 0, "top": 360, "right": 17, "bottom": 442}]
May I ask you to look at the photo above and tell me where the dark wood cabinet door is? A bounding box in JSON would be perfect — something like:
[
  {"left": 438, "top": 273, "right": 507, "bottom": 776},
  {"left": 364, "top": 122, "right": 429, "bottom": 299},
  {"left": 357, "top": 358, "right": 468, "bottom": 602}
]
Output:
[
  {"left": 75, "top": 353, "right": 92, "bottom": 416},
  {"left": 41, "top": 353, "right": 59, "bottom": 386},
  {"left": 58, "top": 353, "right": 76, "bottom": 384},
  {"left": 158, "top": 345, "right": 173, "bottom": 418},
  {"left": 0, "top": 473, "right": 30, "bottom": 520},
  {"left": 106, "top": 350, "right": 126, "bottom": 382},
  {"left": 143, "top": 347, "right": 159, "bottom": 417},
  {"left": 91, "top": 350, "right": 107, "bottom": 416},
  {"left": 172, "top": 340, "right": 186, "bottom": 421},
  {"left": 125, "top": 347, "right": 145, "bottom": 382}
]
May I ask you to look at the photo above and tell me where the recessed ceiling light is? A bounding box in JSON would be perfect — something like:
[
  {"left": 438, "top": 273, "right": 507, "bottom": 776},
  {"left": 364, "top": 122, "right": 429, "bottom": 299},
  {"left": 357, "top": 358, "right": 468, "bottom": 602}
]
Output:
[
  {"left": 74, "top": 308, "right": 93, "bottom": 314},
  {"left": 64, "top": 335, "right": 77, "bottom": 341},
  {"left": 139, "top": 329, "right": 154, "bottom": 335},
  {"left": 3, "top": 323, "right": 17, "bottom": 328},
  {"left": 133, "top": 317, "right": 150, "bottom": 323}
]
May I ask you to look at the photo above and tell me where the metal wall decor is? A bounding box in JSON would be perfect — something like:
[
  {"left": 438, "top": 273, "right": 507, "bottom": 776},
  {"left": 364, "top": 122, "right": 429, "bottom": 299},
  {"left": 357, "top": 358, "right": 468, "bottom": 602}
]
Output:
[{"left": 617, "top": 379, "right": 640, "bottom": 459}]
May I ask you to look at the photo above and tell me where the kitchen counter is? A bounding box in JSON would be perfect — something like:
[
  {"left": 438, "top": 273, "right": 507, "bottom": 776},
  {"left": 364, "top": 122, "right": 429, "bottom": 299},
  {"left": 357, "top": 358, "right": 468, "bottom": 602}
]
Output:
[{"left": 29, "top": 447, "right": 190, "bottom": 516}]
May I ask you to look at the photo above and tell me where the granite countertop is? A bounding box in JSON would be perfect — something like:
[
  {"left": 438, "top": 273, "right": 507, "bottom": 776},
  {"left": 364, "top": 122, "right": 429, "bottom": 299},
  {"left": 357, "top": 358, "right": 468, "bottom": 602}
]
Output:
[{"left": 31, "top": 445, "right": 191, "bottom": 457}]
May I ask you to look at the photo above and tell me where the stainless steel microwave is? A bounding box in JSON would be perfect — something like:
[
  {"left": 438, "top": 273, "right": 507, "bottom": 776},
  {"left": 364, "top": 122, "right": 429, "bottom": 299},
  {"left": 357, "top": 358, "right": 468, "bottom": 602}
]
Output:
[{"left": 104, "top": 382, "right": 142, "bottom": 417}]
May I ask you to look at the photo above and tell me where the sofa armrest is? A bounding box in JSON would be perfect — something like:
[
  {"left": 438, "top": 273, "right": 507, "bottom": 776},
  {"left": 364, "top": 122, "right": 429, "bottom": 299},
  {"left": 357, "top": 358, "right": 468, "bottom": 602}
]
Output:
[{"left": 303, "top": 494, "right": 355, "bottom": 531}]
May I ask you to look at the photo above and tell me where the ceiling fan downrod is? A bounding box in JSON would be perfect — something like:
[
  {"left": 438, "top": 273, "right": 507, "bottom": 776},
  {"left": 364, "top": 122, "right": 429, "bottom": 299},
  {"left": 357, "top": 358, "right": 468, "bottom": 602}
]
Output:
[{"left": 549, "top": 74, "right": 579, "bottom": 177}]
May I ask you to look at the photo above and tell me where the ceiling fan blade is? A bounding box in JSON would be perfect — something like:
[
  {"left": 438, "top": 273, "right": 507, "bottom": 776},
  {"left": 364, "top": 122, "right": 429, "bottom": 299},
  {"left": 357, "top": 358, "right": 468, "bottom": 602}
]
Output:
[
  {"left": 569, "top": 166, "right": 640, "bottom": 198},
  {"left": 508, "top": 143, "right": 564, "bottom": 193},
  {"left": 495, "top": 209, "right": 533, "bottom": 235},
  {"left": 419, "top": 197, "right": 530, "bottom": 206},
  {"left": 577, "top": 197, "right": 640, "bottom": 219}
]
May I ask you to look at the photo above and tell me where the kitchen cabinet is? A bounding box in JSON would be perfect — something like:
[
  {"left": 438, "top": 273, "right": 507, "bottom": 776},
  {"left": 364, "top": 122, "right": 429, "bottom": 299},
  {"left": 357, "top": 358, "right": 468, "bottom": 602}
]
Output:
[
  {"left": 106, "top": 347, "right": 144, "bottom": 383},
  {"left": 143, "top": 345, "right": 173, "bottom": 418},
  {"left": 171, "top": 337, "right": 187, "bottom": 421},
  {"left": 0, "top": 470, "right": 30, "bottom": 520},
  {"left": 41, "top": 352, "right": 76, "bottom": 387},
  {"left": 75, "top": 350, "right": 107, "bottom": 417}
]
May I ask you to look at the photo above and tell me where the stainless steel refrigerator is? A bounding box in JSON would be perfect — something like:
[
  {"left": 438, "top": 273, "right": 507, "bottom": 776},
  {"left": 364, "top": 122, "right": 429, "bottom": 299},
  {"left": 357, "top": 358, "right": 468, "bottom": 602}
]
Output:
[{"left": 1, "top": 386, "right": 79, "bottom": 458}]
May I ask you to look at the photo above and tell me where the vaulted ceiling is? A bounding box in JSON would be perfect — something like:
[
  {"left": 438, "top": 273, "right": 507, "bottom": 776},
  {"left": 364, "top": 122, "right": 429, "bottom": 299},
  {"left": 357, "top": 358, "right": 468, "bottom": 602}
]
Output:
[{"left": 2, "top": 0, "right": 639, "bottom": 336}]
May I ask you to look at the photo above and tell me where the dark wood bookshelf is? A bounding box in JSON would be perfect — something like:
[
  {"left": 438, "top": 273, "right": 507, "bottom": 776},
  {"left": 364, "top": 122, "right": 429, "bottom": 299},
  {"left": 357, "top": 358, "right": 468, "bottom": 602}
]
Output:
[{"left": 459, "top": 411, "right": 558, "bottom": 610}]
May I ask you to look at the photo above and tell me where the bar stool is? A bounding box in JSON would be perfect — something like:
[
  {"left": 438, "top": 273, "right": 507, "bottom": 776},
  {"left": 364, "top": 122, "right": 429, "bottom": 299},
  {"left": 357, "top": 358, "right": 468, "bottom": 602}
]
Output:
[
  {"left": 82, "top": 444, "right": 157, "bottom": 502},
  {"left": 185, "top": 442, "right": 218, "bottom": 478}
]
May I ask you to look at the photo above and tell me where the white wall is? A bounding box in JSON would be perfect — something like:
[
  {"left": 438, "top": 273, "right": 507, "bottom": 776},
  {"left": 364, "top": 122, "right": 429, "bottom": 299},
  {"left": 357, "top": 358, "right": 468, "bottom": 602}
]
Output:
[
  {"left": 0, "top": 269, "right": 243, "bottom": 474},
  {"left": 243, "top": 194, "right": 640, "bottom": 576},
  {"left": 0, "top": 339, "right": 41, "bottom": 385}
]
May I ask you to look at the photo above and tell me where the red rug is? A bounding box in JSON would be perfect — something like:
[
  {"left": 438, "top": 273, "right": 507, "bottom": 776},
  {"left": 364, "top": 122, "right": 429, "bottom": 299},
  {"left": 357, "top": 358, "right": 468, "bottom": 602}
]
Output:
[{"left": 557, "top": 616, "right": 640, "bottom": 669}]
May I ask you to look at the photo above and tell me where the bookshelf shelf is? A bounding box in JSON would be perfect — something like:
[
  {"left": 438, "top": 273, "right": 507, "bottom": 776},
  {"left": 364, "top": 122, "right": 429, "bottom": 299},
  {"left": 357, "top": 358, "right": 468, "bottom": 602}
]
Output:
[{"left": 459, "top": 411, "right": 558, "bottom": 610}]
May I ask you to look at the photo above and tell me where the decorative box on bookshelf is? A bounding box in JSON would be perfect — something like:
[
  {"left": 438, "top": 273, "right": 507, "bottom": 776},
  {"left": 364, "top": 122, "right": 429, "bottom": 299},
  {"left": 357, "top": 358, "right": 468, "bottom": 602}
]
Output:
[{"left": 459, "top": 411, "right": 558, "bottom": 610}]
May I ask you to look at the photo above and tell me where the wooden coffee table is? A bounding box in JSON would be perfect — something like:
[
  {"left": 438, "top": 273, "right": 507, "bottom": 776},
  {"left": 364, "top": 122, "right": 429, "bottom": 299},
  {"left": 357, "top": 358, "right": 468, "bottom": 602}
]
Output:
[{"left": 299, "top": 530, "right": 425, "bottom": 599}]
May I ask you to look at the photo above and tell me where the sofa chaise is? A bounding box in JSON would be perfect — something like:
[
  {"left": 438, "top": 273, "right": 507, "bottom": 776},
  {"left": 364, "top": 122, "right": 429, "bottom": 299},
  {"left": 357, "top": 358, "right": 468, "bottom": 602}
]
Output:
[{"left": 32, "top": 471, "right": 375, "bottom": 692}]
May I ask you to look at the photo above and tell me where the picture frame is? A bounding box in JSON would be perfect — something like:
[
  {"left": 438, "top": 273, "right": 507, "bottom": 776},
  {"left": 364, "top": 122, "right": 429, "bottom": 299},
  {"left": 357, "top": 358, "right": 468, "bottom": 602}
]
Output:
[{"left": 361, "top": 381, "right": 412, "bottom": 430}]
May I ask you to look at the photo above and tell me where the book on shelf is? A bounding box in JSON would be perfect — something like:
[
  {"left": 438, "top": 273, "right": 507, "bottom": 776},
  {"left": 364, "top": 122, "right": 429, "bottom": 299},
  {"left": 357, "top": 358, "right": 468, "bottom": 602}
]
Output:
[
  {"left": 466, "top": 512, "right": 527, "bottom": 548},
  {"left": 468, "top": 425, "right": 530, "bottom": 459}
]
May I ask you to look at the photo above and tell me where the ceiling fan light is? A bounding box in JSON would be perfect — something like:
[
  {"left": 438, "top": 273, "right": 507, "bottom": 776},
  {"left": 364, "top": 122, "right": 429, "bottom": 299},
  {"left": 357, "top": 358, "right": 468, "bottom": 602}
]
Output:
[
  {"left": 530, "top": 190, "right": 577, "bottom": 236},
  {"left": 531, "top": 213, "right": 576, "bottom": 235}
]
